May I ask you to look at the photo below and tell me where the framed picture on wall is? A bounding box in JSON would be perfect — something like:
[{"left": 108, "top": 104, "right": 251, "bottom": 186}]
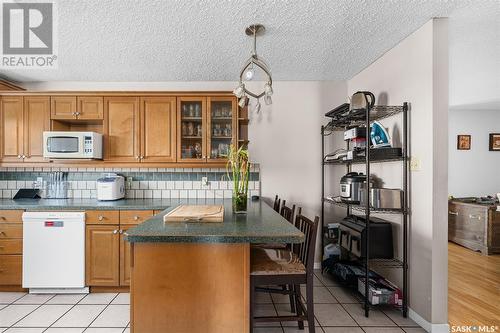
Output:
[
  {"left": 489, "top": 133, "right": 500, "bottom": 151},
  {"left": 457, "top": 135, "right": 471, "bottom": 150}
]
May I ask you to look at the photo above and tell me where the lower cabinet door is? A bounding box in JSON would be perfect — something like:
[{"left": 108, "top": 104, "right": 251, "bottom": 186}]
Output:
[
  {"left": 119, "top": 226, "right": 132, "bottom": 286},
  {"left": 0, "top": 255, "right": 22, "bottom": 285},
  {"left": 86, "top": 225, "right": 120, "bottom": 286}
]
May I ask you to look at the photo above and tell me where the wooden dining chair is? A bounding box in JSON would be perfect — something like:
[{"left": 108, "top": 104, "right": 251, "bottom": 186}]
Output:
[
  {"left": 273, "top": 195, "right": 281, "bottom": 212},
  {"left": 250, "top": 213, "right": 319, "bottom": 332}
]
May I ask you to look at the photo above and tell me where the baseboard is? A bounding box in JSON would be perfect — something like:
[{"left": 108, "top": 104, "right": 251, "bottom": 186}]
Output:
[{"left": 409, "top": 308, "right": 450, "bottom": 333}]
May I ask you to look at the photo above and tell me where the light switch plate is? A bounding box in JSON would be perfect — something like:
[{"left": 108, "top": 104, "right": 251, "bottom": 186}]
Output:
[
  {"left": 202, "top": 177, "right": 209, "bottom": 186},
  {"left": 410, "top": 156, "right": 421, "bottom": 171}
]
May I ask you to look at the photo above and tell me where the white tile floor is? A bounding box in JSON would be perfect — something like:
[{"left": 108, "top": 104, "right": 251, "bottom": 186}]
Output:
[{"left": 0, "top": 271, "right": 425, "bottom": 333}]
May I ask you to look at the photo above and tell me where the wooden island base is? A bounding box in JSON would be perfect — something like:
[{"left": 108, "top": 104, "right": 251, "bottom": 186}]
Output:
[{"left": 130, "top": 242, "right": 250, "bottom": 333}]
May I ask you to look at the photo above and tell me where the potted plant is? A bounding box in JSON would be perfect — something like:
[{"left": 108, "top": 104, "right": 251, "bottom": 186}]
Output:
[{"left": 226, "top": 144, "right": 250, "bottom": 213}]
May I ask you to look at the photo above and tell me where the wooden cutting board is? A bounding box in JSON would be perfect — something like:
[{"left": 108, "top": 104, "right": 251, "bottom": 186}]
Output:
[{"left": 163, "top": 205, "right": 224, "bottom": 223}]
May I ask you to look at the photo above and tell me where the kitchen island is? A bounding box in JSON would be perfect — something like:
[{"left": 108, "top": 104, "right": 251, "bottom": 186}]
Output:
[{"left": 125, "top": 199, "right": 304, "bottom": 333}]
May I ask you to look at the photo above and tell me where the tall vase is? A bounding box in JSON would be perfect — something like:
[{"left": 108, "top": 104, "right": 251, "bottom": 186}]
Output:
[{"left": 232, "top": 192, "right": 248, "bottom": 214}]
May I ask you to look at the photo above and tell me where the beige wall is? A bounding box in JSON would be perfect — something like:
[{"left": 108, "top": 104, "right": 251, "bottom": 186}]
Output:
[{"left": 344, "top": 19, "right": 449, "bottom": 330}]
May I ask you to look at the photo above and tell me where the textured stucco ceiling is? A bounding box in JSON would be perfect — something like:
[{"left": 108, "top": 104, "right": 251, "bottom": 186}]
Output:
[{"left": 0, "top": 0, "right": 491, "bottom": 82}]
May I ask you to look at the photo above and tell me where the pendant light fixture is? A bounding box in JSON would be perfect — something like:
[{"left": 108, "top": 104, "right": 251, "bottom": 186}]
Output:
[{"left": 233, "top": 24, "right": 273, "bottom": 112}]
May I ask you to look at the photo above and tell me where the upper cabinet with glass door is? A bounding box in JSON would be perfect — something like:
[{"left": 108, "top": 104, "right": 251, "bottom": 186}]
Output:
[
  {"left": 177, "top": 97, "right": 206, "bottom": 162},
  {"left": 207, "top": 97, "right": 237, "bottom": 163}
]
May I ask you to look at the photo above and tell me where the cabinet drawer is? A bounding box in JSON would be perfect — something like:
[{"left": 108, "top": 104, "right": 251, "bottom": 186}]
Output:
[
  {"left": 120, "top": 210, "right": 154, "bottom": 225},
  {"left": 0, "top": 255, "right": 22, "bottom": 285},
  {"left": 0, "top": 210, "right": 23, "bottom": 223},
  {"left": 0, "top": 239, "right": 22, "bottom": 254},
  {"left": 0, "top": 224, "right": 23, "bottom": 238},
  {"left": 86, "top": 211, "right": 120, "bottom": 225}
]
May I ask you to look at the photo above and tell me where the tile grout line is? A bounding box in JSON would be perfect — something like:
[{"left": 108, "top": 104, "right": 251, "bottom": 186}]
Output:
[
  {"left": 7, "top": 293, "right": 57, "bottom": 330},
  {"left": 42, "top": 294, "right": 90, "bottom": 332},
  {"left": 83, "top": 293, "right": 121, "bottom": 332}
]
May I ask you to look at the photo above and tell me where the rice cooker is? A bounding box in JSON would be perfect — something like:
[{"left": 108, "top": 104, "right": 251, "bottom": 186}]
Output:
[{"left": 340, "top": 172, "right": 366, "bottom": 204}]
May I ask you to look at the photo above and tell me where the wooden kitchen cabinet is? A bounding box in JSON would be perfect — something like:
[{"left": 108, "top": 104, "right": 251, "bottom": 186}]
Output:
[
  {"left": 85, "top": 225, "right": 120, "bottom": 286},
  {"left": 119, "top": 225, "right": 132, "bottom": 286},
  {"left": 23, "top": 96, "right": 50, "bottom": 162},
  {"left": 51, "top": 96, "right": 103, "bottom": 120},
  {"left": 104, "top": 97, "right": 140, "bottom": 162},
  {"left": 0, "top": 209, "right": 23, "bottom": 286},
  {"left": 177, "top": 97, "right": 207, "bottom": 162},
  {"left": 140, "top": 97, "right": 176, "bottom": 162},
  {"left": 0, "top": 96, "right": 24, "bottom": 162},
  {"left": 78, "top": 97, "right": 103, "bottom": 120},
  {"left": 51, "top": 96, "right": 77, "bottom": 119},
  {"left": 207, "top": 96, "right": 237, "bottom": 163},
  {"left": 0, "top": 96, "right": 49, "bottom": 163}
]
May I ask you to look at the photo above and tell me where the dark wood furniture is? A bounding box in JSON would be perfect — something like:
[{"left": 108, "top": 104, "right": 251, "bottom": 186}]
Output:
[
  {"left": 250, "top": 213, "right": 319, "bottom": 332},
  {"left": 448, "top": 200, "right": 500, "bottom": 255},
  {"left": 273, "top": 195, "right": 281, "bottom": 212}
]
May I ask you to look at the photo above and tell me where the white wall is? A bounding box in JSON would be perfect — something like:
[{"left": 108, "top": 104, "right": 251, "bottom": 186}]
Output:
[
  {"left": 449, "top": 109, "right": 500, "bottom": 197},
  {"left": 343, "top": 19, "right": 449, "bottom": 330}
]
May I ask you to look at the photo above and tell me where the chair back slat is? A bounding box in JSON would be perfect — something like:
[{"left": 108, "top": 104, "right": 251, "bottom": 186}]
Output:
[
  {"left": 280, "top": 201, "right": 296, "bottom": 224},
  {"left": 273, "top": 195, "right": 281, "bottom": 212},
  {"left": 293, "top": 213, "right": 319, "bottom": 272}
]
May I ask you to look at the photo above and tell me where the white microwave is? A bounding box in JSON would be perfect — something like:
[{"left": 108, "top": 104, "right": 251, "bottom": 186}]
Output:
[{"left": 43, "top": 131, "right": 103, "bottom": 159}]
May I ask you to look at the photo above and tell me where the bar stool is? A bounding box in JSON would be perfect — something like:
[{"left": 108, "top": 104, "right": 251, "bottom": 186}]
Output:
[{"left": 250, "top": 213, "right": 319, "bottom": 332}]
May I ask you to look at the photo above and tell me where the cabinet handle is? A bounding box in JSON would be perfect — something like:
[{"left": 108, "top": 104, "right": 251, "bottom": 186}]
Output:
[
  {"left": 133, "top": 216, "right": 139, "bottom": 221},
  {"left": 135, "top": 156, "right": 140, "bottom": 160},
  {"left": 113, "top": 229, "right": 118, "bottom": 234},
  {"left": 22, "top": 155, "right": 26, "bottom": 159},
  {"left": 119, "top": 230, "right": 123, "bottom": 234},
  {"left": 17, "top": 155, "right": 22, "bottom": 159},
  {"left": 140, "top": 156, "right": 144, "bottom": 159},
  {"left": 0, "top": 231, "right": 5, "bottom": 235},
  {"left": 469, "top": 214, "right": 481, "bottom": 220},
  {"left": 98, "top": 215, "right": 104, "bottom": 221},
  {"left": 449, "top": 211, "right": 458, "bottom": 216}
]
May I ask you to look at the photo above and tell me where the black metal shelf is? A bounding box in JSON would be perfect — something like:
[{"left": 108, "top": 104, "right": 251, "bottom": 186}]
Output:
[
  {"left": 326, "top": 105, "right": 405, "bottom": 131},
  {"left": 323, "top": 197, "right": 405, "bottom": 214},
  {"left": 324, "top": 156, "right": 404, "bottom": 165},
  {"left": 320, "top": 102, "right": 410, "bottom": 319}
]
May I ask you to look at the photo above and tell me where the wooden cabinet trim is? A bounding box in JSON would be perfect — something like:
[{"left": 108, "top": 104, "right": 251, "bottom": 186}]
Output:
[
  {"left": 0, "top": 224, "right": 23, "bottom": 239},
  {"left": 206, "top": 96, "right": 237, "bottom": 164}
]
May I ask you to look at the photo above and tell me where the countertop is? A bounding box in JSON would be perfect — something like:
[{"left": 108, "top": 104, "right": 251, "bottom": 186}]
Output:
[
  {"left": 0, "top": 198, "right": 173, "bottom": 210},
  {"left": 125, "top": 199, "right": 305, "bottom": 244}
]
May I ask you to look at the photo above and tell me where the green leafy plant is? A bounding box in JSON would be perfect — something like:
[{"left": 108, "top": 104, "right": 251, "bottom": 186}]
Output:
[{"left": 226, "top": 144, "right": 251, "bottom": 212}]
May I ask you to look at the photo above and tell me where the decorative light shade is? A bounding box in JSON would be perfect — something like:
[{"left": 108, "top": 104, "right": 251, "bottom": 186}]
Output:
[{"left": 234, "top": 24, "right": 273, "bottom": 112}]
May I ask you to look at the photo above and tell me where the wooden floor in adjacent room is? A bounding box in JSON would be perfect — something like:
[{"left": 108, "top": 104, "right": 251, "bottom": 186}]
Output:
[{"left": 448, "top": 242, "right": 500, "bottom": 327}]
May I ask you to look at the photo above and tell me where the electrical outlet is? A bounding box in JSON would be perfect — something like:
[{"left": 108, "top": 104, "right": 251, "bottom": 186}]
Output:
[
  {"left": 202, "top": 177, "right": 209, "bottom": 186},
  {"left": 410, "top": 156, "right": 421, "bottom": 171},
  {"left": 126, "top": 176, "right": 133, "bottom": 189},
  {"left": 34, "top": 177, "right": 43, "bottom": 189}
]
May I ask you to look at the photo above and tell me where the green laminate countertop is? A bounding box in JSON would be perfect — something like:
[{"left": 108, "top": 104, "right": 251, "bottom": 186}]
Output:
[
  {"left": 0, "top": 199, "right": 172, "bottom": 211},
  {"left": 125, "top": 199, "right": 305, "bottom": 244}
]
